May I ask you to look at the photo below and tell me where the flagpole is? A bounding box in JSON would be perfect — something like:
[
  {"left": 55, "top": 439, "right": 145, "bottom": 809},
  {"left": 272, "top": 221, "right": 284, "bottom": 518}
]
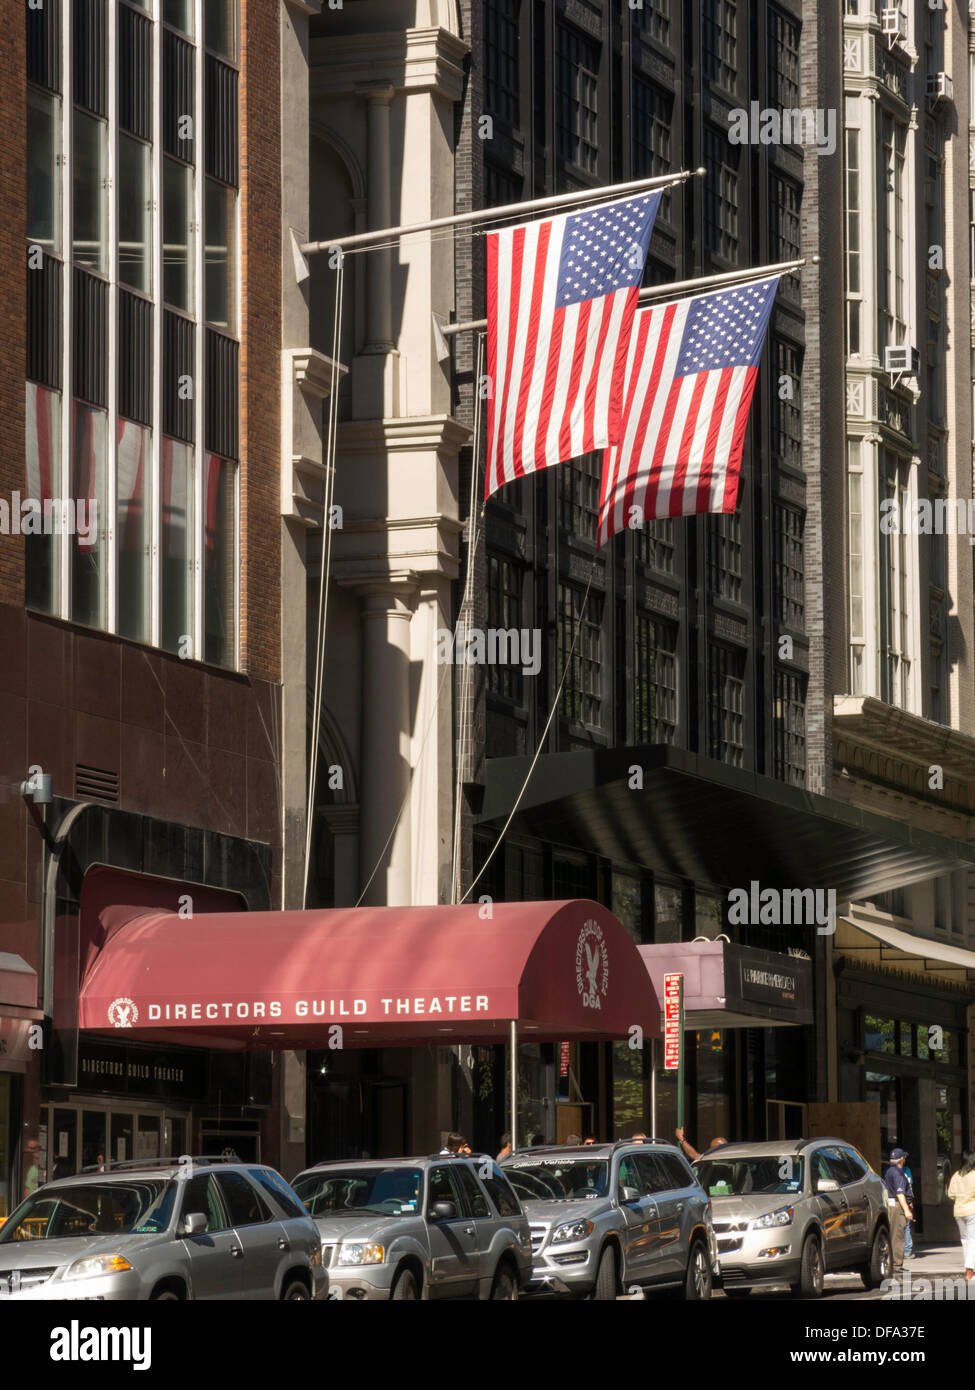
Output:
[
  {"left": 440, "top": 256, "right": 817, "bottom": 338},
  {"left": 300, "top": 168, "right": 705, "bottom": 257}
]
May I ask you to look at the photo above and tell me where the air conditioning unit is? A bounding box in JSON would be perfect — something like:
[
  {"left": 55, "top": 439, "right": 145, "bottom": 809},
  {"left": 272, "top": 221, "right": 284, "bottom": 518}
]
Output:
[
  {"left": 926, "top": 72, "right": 953, "bottom": 102},
  {"left": 884, "top": 344, "right": 919, "bottom": 376},
  {"left": 881, "top": 7, "right": 906, "bottom": 40}
]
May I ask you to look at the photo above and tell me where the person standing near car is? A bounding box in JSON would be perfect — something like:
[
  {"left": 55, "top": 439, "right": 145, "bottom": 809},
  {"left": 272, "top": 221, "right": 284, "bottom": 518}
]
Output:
[
  {"left": 883, "top": 1148, "right": 913, "bottom": 1275},
  {"left": 676, "top": 1128, "right": 729, "bottom": 1162},
  {"left": 947, "top": 1152, "right": 975, "bottom": 1282},
  {"left": 902, "top": 1162, "right": 915, "bottom": 1259}
]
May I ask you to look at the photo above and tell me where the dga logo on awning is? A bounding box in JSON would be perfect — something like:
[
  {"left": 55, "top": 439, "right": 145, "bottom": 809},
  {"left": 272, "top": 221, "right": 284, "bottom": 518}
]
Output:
[
  {"left": 108, "top": 998, "right": 139, "bottom": 1029},
  {"left": 576, "top": 920, "right": 609, "bottom": 1010}
]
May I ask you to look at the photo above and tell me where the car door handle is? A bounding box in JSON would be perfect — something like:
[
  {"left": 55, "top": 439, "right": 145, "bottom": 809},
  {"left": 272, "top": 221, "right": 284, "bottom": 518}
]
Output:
[
  {"left": 675, "top": 1202, "right": 684, "bottom": 1213},
  {"left": 230, "top": 1246, "right": 242, "bottom": 1258},
  {"left": 464, "top": 1226, "right": 475, "bottom": 1237},
  {"left": 278, "top": 1238, "right": 289, "bottom": 1250}
]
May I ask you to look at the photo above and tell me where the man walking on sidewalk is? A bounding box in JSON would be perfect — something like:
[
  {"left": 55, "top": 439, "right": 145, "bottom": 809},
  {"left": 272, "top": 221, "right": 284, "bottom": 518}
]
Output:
[{"left": 884, "top": 1147, "right": 914, "bottom": 1275}]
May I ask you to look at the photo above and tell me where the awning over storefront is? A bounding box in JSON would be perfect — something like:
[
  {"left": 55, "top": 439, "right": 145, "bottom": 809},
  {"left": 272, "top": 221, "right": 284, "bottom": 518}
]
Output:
[
  {"left": 76, "top": 899, "right": 660, "bottom": 1050},
  {"left": 0, "top": 952, "right": 43, "bottom": 1016},
  {"left": 478, "top": 746, "right": 974, "bottom": 902},
  {"left": 836, "top": 915, "right": 975, "bottom": 989},
  {"left": 639, "top": 940, "right": 814, "bottom": 1028}
]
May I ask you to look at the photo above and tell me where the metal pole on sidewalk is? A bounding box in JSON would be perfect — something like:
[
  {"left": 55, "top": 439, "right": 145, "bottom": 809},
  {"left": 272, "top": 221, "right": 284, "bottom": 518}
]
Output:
[{"left": 510, "top": 1020, "right": 518, "bottom": 1154}]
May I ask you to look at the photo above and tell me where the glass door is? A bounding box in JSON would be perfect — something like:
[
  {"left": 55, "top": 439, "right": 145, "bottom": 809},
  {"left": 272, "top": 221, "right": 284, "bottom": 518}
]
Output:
[
  {"left": 81, "top": 1109, "right": 108, "bottom": 1170},
  {"left": 135, "top": 1113, "right": 161, "bottom": 1161},
  {"left": 51, "top": 1109, "right": 78, "bottom": 1180}
]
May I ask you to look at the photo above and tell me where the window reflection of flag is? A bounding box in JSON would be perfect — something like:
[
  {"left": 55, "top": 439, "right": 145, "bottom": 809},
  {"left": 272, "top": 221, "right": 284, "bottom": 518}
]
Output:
[
  {"left": 26, "top": 382, "right": 56, "bottom": 503},
  {"left": 161, "top": 437, "right": 189, "bottom": 559},
  {"left": 205, "top": 454, "right": 222, "bottom": 552},
  {"left": 117, "top": 419, "right": 146, "bottom": 553}
]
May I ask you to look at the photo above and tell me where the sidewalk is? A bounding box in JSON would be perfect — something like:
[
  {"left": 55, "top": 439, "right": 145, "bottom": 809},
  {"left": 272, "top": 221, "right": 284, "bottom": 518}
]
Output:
[{"left": 897, "top": 1241, "right": 966, "bottom": 1276}]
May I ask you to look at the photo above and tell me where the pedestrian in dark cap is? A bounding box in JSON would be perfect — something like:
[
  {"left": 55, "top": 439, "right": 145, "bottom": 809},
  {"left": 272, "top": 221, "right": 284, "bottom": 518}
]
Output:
[{"left": 883, "top": 1148, "right": 913, "bottom": 1275}]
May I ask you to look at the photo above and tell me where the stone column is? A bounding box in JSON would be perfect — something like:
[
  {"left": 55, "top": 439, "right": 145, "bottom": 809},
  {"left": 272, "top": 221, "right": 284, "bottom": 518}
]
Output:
[
  {"left": 357, "top": 575, "right": 418, "bottom": 906},
  {"left": 353, "top": 85, "right": 400, "bottom": 418}
]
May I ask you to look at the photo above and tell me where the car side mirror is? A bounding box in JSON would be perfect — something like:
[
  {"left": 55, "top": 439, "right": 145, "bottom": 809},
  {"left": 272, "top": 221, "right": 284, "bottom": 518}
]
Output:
[
  {"left": 180, "top": 1211, "right": 208, "bottom": 1236},
  {"left": 816, "top": 1178, "right": 840, "bottom": 1194},
  {"left": 429, "top": 1201, "right": 457, "bottom": 1221},
  {"left": 621, "top": 1185, "right": 641, "bottom": 1204}
]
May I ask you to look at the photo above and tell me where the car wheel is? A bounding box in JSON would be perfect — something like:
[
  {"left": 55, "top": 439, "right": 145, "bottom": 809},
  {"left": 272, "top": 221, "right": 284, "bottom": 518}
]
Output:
[
  {"left": 282, "top": 1278, "right": 310, "bottom": 1300},
  {"left": 490, "top": 1264, "right": 518, "bottom": 1300},
  {"left": 391, "top": 1268, "right": 420, "bottom": 1300},
  {"left": 791, "top": 1235, "right": 824, "bottom": 1299},
  {"left": 590, "top": 1246, "right": 618, "bottom": 1301},
  {"left": 682, "top": 1239, "right": 712, "bottom": 1301},
  {"left": 151, "top": 1288, "right": 182, "bottom": 1301},
  {"left": 859, "top": 1225, "right": 892, "bottom": 1290}
]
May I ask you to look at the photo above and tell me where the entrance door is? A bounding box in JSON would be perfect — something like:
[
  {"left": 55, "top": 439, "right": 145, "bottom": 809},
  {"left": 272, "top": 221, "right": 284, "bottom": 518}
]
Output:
[
  {"left": 81, "top": 1110, "right": 107, "bottom": 1171},
  {"left": 135, "top": 1114, "right": 161, "bottom": 1161},
  {"left": 51, "top": 1109, "right": 78, "bottom": 1181}
]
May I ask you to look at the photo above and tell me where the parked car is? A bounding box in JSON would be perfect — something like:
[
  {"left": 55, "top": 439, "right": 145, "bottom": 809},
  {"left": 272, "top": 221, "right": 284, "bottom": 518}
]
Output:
[
  {"left": 291, "top": 1155, "right": 532, "bottom": 1299},
  {"left": 0, "top": 1157, "right": 327, "bottom": 1300},
  {"left": 693, "top": 1137, "right": 891, "bottom": 1297},
  {"left": 501, "top": 1141, "right": 717, "bottom": 1300}
]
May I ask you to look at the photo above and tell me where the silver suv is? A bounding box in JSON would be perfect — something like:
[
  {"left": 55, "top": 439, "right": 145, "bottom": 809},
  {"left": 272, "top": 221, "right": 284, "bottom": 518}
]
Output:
[
  {"left": 694, "top": 1138, "right": 891, "bottom": 1298},
  {"left": 0, "top": 1157, "right": 327, "bottom": 1300},
  {"left": 292, "top": 1155, "right": 532, "bottom": 1300},
  {"left": 501, "top": 1142, "right": 717, "bottom": 1300}
]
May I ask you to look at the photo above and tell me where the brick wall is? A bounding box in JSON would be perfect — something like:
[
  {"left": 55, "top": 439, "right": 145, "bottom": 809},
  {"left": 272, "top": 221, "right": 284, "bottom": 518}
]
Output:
[
  {"left": 239, "top": 0, "right": 282, "bottom": 683},
  {"left": 0, "top": 0, "right": 26, "bottom": 606}
]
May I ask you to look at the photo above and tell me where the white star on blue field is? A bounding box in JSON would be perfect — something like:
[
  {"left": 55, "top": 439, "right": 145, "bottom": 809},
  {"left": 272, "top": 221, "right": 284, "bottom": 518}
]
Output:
[
  {"left": 556, "top": 193, "right": 660, "bottom": 307},
  {"left": 676, "top": 279, "right": 778, "bottom": 374}
]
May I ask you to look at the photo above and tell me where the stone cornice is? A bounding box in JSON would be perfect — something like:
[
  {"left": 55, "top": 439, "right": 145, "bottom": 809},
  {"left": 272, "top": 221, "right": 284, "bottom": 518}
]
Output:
[
  {"left": 311, "top": 26, "right": 469, "bottom": 102},
  {"left": 834, "top": 694, "right": 975, "bottom": 782},
  {"left": 336, "top": 413, "right": 471, "bottom": 457}
]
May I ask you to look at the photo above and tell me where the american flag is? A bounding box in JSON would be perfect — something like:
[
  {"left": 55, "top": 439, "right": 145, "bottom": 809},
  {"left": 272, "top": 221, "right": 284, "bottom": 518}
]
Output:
[
  {"left": 597, "top": 277, "right": 780, "bottom": 546},
  {"left": 485, "top": 190, "right": 660, "bottom": 501}
]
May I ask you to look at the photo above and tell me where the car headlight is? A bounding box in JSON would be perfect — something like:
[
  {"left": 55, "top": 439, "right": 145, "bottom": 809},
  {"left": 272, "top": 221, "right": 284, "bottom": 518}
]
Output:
[
  {"left": 62, "top": 1254, "right": 134, "bottom": 1281},
  {"left": 551, "top": 1219, "right": 594, "bottom": 1244},
  {"left": 750, "top": 1207, "right": 794, "bottom": 1230},
  {"left": 337, "top": 1242, "right": 385, "bottom": 1266}
]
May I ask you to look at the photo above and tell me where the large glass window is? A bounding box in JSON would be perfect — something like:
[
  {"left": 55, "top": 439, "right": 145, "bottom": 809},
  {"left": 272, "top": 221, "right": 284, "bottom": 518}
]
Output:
[
  {"left": 484, "top": 0, "right": 520, "bottom": 126},
  {"left": 25, "top": 382, "right": 61, "bottom": 615},
  {"left": 204, "top": 0, "right": 238, "bottom": 61},
  {"left": 703, "top": 126, "right": 739, "bottom": 263},
  {"left": 204, "top": 454, "right": 237, "bottom": 667},
  {"left": 707, "top": 644, "right": 746, "bottom": 766},
  {"left": 702, "top": 0, "right": 737, "bottom": 93},
  {"left": 72, "top": 109, "right": 108, "bottom": 274},
  {"left": 634, "top": 614, "right": 678, "bottom": 743},
  {"left": 163, "top": 157, "right": 194, "bottom": 310},
  {"left": 163, "top": 0, "right": 194, "bottom": 36},
  {"left": 880, "top": 114, "right": 907, "bottom": 346},
  {"left": 70, "top": 402, "right": 108, "bottom": 628},
  {"left": 558, "top": 583, "right": 603, "bottom": 728},
  {"left": 118, "top": 134, "right": 151, "bottom": 293},
  {"left": 878, "top": 451, "right": 913, "bottom": 709},
  {"left": 116, "top": 418, "right": 151, "bottom": 642},
  {"left": 161, "top": 437, "right": 194, "bottom": 654},
  {"left": 555, "top": 25, "right": 599, "bottom": 175},
  {"left": 205, "top": 178, "right": 236, "bottom": 331},
  {"left": 28, "top": 87, "right": 61, "bottom": 254}
]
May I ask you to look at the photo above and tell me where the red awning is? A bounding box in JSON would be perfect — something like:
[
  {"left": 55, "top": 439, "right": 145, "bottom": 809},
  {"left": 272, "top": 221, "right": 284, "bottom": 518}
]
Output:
[{"left": 78, "top": 899, "right": 660, "bottom": 1050}]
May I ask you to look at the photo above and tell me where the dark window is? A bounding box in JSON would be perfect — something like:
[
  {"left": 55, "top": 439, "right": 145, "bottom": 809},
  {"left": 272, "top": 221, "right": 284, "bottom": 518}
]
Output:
[
  {"left": 634, "top": 1153, "right": 671, "bottom": 1194},
  {"left": 72, "top": 267, "right": 107, "bottom": 408},
  {"left": 484, "top": 161, "right": 523, "bottom": 210},
  {"left": 453, "top": 1164, "right": 491, "bottom": 1218},
  {"left": 484, "top": 0, "right": 520, "bottom": 126},
  {"left": 163, "top": 310, "right": 195, "bottom": 443},
  {"left": 179, "top": 1174, "right": 227, "bottom": 1233},
  {"left": 205, "top": 330, "right": 240, "bottom": 460},
  {"left": 634, "top": 614, "right": 678, "bottom": 744},
  {"left": 118, "top": 290, "right": 153, "bottom": 427},
  {"left": 205, "top": 57, "right": 239, "bottom": 186},
  {"left": 702, "top": 0, "right": 737, "bottom": 93},
  {"left": 204, "top": 454, "right": 237, "bottom": 668},
  {"left": 558, "top": 583, "right": 603, "bottom": 728},
  {"left": 27, "top": 254, "right": 62, "bottom": 391},
  {"left": 773, "top": 668, "right": 806, "bottom": 786},
  {"left": 482, "top": 1165, "right": 521, "bottom": 1217},
  {"left": 556, "top": 24, "right": 599, "bottom": 175},
  {"left": 840, "top": 1147, "right": 869, "bottom": 1181},
  {"left": 250, "top": 1169, "right": 307, "bottom": 1221},
  {"left": 770, "top": 174, "right": 801, "bottom": 301},
  {"left": 771, "top": 338, "right": 802, "bottom": 469},
  {"left": 27, "top": 0, "right": 61, "bottom": 91},
  {"left": 163, "top": 31, "right": 195, "bottom": 160},
  {"left": 774, "top": 505, "right": 804, "bottom": 629},
  {"left": 487, "top": 553, "right": 524, "bottom": 703},
  {"left": 768, "top": 7, "right": 801, "bottom": 112},
  {"left": 559, "top": 452, "right": 601, "bottom": 542},
  {"left": 118, "top": 4, "right": 152, "bottom": 139},
  {"left": 704, "top": 127, "right": 739, "bottom": 263},
  {"left": 632, "top": 79, "right": 672, "bottom": 218},
  {"left": 73, "top": 0, "right": 107, "bottom": 117},
  {"left": 426, "top": 1167, "right": 465, "bottom": 1213},
  {"left": 707, "top": 644, "right": 746, "bottom": 767},
  {"left": 215, "top": 1171, "right": 273, "bottom": 1227},
  {"left": 707, "top": 512, "right": 743, "bottom": 603},
  {"left": 635, "top": 519, "right": 675, "bottom": 573},
  {"left": 632, "top": 0, "right": 671, "bottom": 47}
]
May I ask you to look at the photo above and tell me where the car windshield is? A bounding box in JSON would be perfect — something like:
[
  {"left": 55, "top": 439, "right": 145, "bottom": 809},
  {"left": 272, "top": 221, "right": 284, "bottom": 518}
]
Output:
[
  {"left": 0, "top": 1181, "right": 177, "bottom": 1242},
  {"left": 504, "top": 1160, "right": 609, "bottom": 1201},
  {"left": 292, "top": 1168, "right": 422, "bottom": 1218},
  {"left": 694, "top": 1156, "right": 805, "bottom": 1197}
]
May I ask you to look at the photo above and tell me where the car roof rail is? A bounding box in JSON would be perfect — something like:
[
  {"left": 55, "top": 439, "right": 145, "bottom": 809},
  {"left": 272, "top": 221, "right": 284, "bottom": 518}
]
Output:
[{"left": 76, "top": 1153, "right": 241, "bottom": 1174}]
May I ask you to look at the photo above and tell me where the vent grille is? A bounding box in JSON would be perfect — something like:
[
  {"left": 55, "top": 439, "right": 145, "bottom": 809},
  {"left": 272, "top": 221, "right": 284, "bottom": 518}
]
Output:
[{"left": 75, "top": 764, "right": 119, "bottom": 803}]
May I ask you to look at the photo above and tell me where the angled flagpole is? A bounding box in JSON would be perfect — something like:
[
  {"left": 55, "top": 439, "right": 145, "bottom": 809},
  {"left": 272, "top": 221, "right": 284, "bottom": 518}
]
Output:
[
  {"left": 441, "top": 256, "right": 819, "bottom": 338},
  {"left": 299, "top": 168, "right": 705, "bottom": 258}
]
